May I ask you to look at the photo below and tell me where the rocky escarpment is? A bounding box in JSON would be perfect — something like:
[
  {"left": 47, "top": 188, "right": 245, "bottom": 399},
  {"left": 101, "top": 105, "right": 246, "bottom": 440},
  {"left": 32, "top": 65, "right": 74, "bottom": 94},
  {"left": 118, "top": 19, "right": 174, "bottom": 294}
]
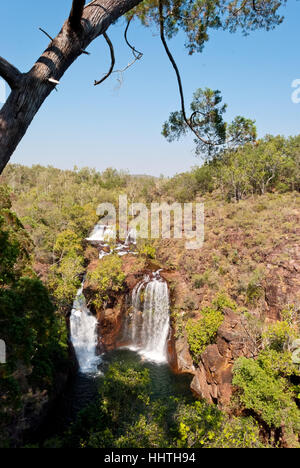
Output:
[
  {"left": 80, "top": 194, "right": 300, "bottom": 409},
  {"left": 157, "top": 194, "right": 300, "bottom": 407},
  {"left": 190, "top": 309, "right": 253, "bottom": 406}
]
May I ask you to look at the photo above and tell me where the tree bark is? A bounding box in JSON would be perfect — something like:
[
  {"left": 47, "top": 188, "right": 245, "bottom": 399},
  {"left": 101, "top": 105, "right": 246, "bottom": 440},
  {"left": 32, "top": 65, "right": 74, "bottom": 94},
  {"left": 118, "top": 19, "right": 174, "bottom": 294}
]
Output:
[{"left": 0, "top": 0, "right": 142, "bottom": 174}]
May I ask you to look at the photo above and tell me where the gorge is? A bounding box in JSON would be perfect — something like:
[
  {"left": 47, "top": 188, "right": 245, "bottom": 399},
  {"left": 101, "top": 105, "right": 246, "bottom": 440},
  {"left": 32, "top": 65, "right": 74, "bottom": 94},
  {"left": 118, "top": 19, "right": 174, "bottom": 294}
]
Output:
[
  {"left": 65, "top": 224, "right": 191, "bottom": 432},
  {"left": 70, "top": 223, "right": 173, "bottom": 374}
]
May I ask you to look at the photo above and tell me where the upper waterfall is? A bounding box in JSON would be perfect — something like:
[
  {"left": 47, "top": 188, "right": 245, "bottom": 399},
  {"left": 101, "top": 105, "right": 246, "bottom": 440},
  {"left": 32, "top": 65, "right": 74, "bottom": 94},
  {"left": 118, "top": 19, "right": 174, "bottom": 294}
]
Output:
[
  {"left": 85, "top": 224, "right": 115, "bottom": 243},
  {"left": 128, "top": 271, "right": 170, "bottom": 363}
]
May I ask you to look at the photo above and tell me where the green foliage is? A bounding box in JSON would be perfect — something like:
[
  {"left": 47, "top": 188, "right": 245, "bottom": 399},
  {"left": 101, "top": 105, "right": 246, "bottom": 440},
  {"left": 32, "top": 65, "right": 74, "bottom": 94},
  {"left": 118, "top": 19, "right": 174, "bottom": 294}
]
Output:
[
  {"left": 162, "top": 88, "right": 227, "bottom": 159},
  {"left": 263, "top": 321, "right": 297, "bottom": 352},
  {"left": 257, "top": 349, "right": 300, "bottom": 379},
  {"left": 0, "top": 205, "right": 68, "bottom": 442},
  {"left": 186, "top": 306, "right": 224, "bottom": 361},
  {"left": 54, "top": 229, "right": 83, "bottom": 258},
  {"left": 0, "top": 215, "right": 19, "bottom": 285},
  {"left": 48, "top": 253, "right": 84, "bottom": 311},
  {"left": 60, "top": 361, "right": 265, "bottom": 449},
  {"left": 132, "top": 0, "right": 285, "bottom": 56},
  {"left": 227, "top": 116, "right": 257, "bottom": 147},
  {"left": 63, "top": 362, "right": 155, "bottom": 448},
  {"left": 138, "top": 240, "right": 156, "bottom": 259},
  {"left": 192, "top": 274, "right": 205, "bottom": 289},
  {"left": 212, "top": 416, "right": 264, "bottom": 448},
  {"left": 175, "top": 400, "right": 263, "bottom": 448},
  {"left": 87, "top": 255, "right": 125, "bottom": 309},
  {"left": 162, "top": 87, "right": 257, "bottom": 159},
  {"left": 212, "top": 292, "right": 237, "bottom": 311},
  {"left": 0, "top": 185, "right": 12, "bottom": 209},
  {"left": 191, "top": 269, "right": 217, "bottom": 289},
  {"left": 174, "top": 400, "right": 223, "bottom": 447},
  {"left": 233, "top": 356, "right": 300, "bottom": 434},
  {"left": 246, "top": 268, "right": 265, "bottom": 304},
  {"left": 0, "top": 202, "right": 34, "bottom": 286},
  {"left": 48, "top": 230, "right": 85, "bottom": 312},
  {"left": 162, "top": 134, "right": 298, "bottom": 203}
]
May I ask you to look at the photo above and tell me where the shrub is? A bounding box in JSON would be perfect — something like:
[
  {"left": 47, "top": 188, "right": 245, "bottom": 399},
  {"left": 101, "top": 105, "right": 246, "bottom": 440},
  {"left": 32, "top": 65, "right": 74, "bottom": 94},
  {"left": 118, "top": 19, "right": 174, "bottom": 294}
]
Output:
[
  {"left": 175, "top": 400, "right": 223, "bottom": 448},
  {"left": 186, "top": 307, "right": 224, "bottom": 361},
  {"left": 192, "top": 270, "right": 217, "bottom": 289},
  {"left": 192, "top": 274, "right": 205, "bottom": 289},
  {"left": 263, "top": 321, "right": 297, "bottom": 352},
  {"left": 233, "top": 356, "right": 300, "bottom": 433},
  {"left": 246, "top": 269, "right": 265, "bottom": 304},
  {"left": 183, "top": 296, "right": 195, "bottom": 311},
  {"left": 212, "top": 417, "right": 264, "bottom": 448},
  {"left": 212, "top": 293, "right": 237, "bottom": 311},
  {"left": 138, "top": 240, "right": 156, "bottom": 259},
  {"left": 87, "top": 255, "right": 125, "bottom": 309}
]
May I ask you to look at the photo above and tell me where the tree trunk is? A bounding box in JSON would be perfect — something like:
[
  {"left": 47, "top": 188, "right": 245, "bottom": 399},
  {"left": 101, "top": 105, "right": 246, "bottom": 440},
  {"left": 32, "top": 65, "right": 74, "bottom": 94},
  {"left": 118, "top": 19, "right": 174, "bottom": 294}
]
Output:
[{"left": 0, "top": 0, "right": 142, "bottom": 174}]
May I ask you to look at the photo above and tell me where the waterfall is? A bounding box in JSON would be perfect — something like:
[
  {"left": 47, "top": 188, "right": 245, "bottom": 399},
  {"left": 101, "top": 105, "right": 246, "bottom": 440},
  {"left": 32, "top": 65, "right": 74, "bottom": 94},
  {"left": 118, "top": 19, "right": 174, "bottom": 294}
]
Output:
[
  {"left": 128, "top": 271, "right": 170, "bottom": 363},
  {"left": 70, "top": 285, "right": 100, "bottom": 374},
  {"left": 125, "top": 228, "right": 137, "bottom": 246},
  {"left": 85, "top": 224, "right": 115, "bottom": 243}
]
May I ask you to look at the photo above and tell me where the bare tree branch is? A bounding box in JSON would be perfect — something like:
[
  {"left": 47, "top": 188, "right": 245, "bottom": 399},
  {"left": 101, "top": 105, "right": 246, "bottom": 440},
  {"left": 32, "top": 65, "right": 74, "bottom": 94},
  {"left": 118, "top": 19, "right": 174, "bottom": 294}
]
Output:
[
  {"left": 158, "top": 0, "right": 211, "bottom": 146},
  {"left": 39, "top": 26, "right": 90, "bottom": 55},
  {"left": 0, "top": 57, "right": 22, "bottom": 90},
  {"left": 39, "top": 27, "right": 54, "bottom": 42},
  {"left": 112, "top": 19, "right": 143, "bottom": 86},
  {"left": 69, "top": 0, "right": 86, "bottom": 30},
  {"left": 124, "top": 17, "right": 143, "bottom": 59},
  {"left": 94, "top": 18, "right": 142, "bottom": 87},
  {"left": 94, "top": 32, "right": 116, "bottom": 85}
]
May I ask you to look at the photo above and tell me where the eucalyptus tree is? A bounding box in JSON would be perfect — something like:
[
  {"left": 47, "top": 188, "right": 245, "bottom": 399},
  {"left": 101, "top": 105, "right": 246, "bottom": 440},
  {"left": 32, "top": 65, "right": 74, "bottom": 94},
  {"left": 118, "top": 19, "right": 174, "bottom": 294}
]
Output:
[{"left": 0, "top": 0, "right": 286, "bottom": 173}]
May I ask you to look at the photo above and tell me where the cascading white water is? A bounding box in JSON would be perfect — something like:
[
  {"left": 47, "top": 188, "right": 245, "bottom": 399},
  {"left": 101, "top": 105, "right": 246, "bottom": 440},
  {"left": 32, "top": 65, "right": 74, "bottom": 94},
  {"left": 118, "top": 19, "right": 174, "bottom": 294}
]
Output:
[
  {"left": 128, "top": 271, "right": 170, "bottom": 363},
  {"left": 125, "top": 228, "right": 137, "bottom": 246},
  {"left": 85, "top": 224, "right": 115, "bottom": 243},
  {"left": 70, "top": 285, "right": 100, "bottom": 374},
  {"left": 70, "top": 223, "right": 139, "bottom": 373}
]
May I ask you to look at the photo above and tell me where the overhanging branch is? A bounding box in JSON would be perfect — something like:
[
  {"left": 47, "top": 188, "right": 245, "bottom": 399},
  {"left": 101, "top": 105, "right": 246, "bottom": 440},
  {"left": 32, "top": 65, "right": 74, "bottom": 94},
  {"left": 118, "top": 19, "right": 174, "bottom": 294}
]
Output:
[
  {"left": 0, "top": 0, "right": 144, "bottom": 175},
  {"left": 94, "top": 32, "right": 115, "bottom": 85},
  {"left": 94, "top": 18, "right": 143, "bottom": 87},
  {"left": 69, "top": 0, "right": 86, "bottom": 30},
  {"left": 158, "top": 0, "right": 210, "bottom": 146},
  {"left": 0, "top": 57, "right": 22, "bottom": 89}
]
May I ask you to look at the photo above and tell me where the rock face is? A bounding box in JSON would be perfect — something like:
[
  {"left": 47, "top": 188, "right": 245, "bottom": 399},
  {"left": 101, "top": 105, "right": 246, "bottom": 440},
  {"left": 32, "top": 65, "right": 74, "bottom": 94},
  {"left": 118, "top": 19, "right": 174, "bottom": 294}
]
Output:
[
  {"left": 190, "top": 309, "right": 252, "bottom": 407},
  {"left": 167, "top": 304, "right": 254, "bottom": 407},
  {"left": 97, "top": 300, "right": 127, "bottom": 352},
  {"left": 168, "top": 328, "right": 195, "bottom": 375},
  {"left": 264, "top": 244, "right": 300, "bottom": 321}
]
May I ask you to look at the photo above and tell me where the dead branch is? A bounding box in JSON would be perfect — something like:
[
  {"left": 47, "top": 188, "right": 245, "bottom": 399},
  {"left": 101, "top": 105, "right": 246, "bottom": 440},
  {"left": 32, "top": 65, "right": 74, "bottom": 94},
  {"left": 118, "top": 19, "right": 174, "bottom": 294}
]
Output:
[
  {"left": 69, "top": 0, "right": 86, "bottom": 30},
  {"left": 94, "top": 18, "right": 143, "bottom": 87},
  {"left": 0, "top": 57, "right": 22, "bottom": 90},
  {"left": 39, "top": 27, "right": 54, "bottom": 41},
  {"left": 39, "top": 26, "right": 90, "bottom": 55}
]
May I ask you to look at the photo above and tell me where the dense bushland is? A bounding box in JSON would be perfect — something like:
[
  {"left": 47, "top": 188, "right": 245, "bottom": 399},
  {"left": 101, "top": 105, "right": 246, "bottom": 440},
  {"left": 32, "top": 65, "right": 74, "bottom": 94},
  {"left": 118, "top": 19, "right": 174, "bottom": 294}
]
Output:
[
  {"left": 0, "top": 132, "right": 299, "bottom": 447},
  {"left": 0, "top": 189, "right": 68, "bottom": 447},
  {"left": 42, "top": 361, "right": 265, "bottom": 449}
]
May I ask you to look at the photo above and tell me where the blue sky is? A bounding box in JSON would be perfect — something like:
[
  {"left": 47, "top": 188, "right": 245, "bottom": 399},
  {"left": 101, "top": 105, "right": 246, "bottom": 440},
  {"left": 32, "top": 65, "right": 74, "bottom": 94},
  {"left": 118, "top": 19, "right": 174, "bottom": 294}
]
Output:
[{"left": 1, "top": 0, "right": 300, "bottom": 176}]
